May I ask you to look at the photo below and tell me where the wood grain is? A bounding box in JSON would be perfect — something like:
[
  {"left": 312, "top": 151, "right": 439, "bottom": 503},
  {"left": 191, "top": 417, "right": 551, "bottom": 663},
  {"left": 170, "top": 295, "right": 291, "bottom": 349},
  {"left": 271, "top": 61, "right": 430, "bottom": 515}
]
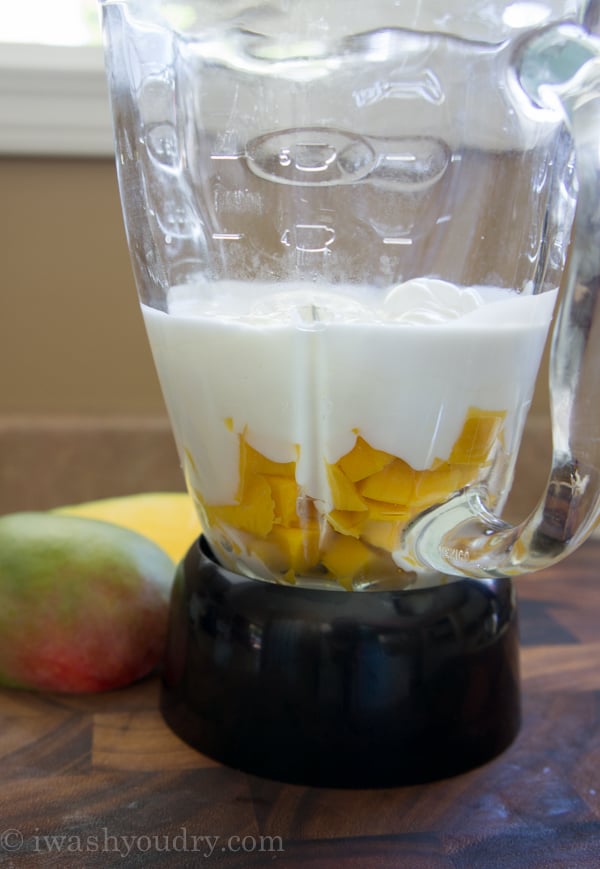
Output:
[{"left": 0, "top": 541, "right": 599, "bottom": 868}]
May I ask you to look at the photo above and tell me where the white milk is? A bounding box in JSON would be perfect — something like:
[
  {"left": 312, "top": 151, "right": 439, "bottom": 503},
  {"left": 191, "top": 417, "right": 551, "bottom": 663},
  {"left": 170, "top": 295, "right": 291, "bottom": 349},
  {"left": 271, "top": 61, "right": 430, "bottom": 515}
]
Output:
[{"left": 142, "top": 279, "right": 556, "bottom": 509}]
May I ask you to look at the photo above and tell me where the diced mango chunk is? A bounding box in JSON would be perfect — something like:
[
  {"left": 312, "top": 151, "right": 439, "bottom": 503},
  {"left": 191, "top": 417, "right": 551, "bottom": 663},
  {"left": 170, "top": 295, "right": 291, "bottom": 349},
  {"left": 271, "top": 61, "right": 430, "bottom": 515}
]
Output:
[
  {"left": 449, "top": 408, "right": 505, "bottom": 464},
  {"left": 357, "top": 458, "right": 415, "bottom": 504},
  {"left": 360, "top": 519, "right": 400, "bottom": 551},
  {"left": 240, "top": 438, "right": 295, "bottom": 485},
  {"left": 248, "top": 537, "right": 289, "bottom": 572},
  {"left": 360, "top": 498, "right": 411, "bottom": 522},
  {"left": 412, "top": 463, "right": 474, "bottom": 507},
  {"left": 266, "top": 525, "right": 321, "bottom": 573},
  {"left": 327, "top": 509, "right": 366, "bottom": 538},
  {"left": 266, "top": 475, "right": 299, "bottom": 526},
  {"left": 195, "top": 404, "right": 506, "bottom": 589},
  {"left": 207, "top": 475, "right": 274, "bottom": 537},
  {"left": 337, "top": 436, "right": 395, "bottom": 482},
  {"left": 321, "top": 536, "right": 374, "bottom": 587},
  {"left": 326, "top": 463, "right": 368, "bottom": 512}
]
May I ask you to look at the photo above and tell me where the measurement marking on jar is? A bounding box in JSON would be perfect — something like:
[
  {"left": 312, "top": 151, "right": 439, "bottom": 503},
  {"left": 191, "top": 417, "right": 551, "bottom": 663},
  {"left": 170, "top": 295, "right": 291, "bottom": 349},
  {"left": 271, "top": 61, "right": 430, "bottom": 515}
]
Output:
[
  {"left": 383, "top": 237, "right": 413, "bottom": 245},
  {"left": 281, "top": 224, "right": 335, "bottom": 252},
  {"left": 384, "top": 154, "right": 417, "bottom": 162},
  {"left": 212, "top": 233, "right": 244, "bottom": 240}
]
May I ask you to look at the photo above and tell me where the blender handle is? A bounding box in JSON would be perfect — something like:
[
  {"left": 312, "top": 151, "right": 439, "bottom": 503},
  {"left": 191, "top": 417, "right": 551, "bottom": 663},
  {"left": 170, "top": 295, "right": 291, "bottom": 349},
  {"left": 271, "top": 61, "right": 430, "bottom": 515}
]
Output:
[{"left": 404, "top": 25, "right": 600, "bottom": 579}]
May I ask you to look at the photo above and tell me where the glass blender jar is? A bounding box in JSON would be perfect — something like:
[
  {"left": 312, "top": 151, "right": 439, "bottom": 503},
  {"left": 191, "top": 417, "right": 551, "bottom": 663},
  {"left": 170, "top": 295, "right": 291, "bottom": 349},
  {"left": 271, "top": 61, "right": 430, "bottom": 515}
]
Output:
[{"left": 100, "top": 0, "right": 600, "bottom": 785}]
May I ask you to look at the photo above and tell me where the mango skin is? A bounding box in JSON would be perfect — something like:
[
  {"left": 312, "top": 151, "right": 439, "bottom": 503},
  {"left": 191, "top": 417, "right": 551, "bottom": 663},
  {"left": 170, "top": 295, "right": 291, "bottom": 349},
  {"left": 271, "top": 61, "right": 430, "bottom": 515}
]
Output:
[{"left": 0, "top": 512, "right": 175, "bottom": 693}]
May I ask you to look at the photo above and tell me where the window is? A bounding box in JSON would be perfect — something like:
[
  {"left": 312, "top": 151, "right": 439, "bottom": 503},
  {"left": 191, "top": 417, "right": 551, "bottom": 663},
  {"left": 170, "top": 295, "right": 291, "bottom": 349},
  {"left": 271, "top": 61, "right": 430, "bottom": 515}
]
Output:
[
  {"left": 0, "top": 0, "right": 112, "bottom": 156},
  {"left": 1, "top": 0, "right": 101, "bottom": 46}
]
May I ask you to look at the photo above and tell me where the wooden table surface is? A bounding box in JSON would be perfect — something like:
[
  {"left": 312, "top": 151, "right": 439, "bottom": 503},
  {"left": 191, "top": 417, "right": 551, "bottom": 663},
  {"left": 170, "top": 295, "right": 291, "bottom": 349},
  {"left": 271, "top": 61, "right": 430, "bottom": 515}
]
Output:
[{"left": 1, "top": 540, "right": 600, "bottom": 869}]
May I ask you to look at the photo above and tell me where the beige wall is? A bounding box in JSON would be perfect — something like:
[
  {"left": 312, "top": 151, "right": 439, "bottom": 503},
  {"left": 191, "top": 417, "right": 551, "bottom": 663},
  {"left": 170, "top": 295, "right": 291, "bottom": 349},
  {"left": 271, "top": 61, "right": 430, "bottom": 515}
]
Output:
[{"left": 0, "top": 157, "right": 166, "bottom": 417}]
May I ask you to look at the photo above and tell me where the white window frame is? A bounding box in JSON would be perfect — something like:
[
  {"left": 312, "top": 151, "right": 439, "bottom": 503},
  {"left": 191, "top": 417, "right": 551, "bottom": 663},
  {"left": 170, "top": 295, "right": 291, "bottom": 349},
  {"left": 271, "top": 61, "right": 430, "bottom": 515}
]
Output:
[{"left": 0, "top": 42, "right": 114, "bottom": 157}]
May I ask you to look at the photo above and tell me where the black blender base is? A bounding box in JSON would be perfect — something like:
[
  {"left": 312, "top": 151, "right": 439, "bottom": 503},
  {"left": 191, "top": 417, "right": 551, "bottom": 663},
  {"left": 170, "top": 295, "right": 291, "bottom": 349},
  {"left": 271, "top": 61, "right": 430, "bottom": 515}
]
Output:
[{"left": 160, "top": 536, "right": 520, "bottom": 788}]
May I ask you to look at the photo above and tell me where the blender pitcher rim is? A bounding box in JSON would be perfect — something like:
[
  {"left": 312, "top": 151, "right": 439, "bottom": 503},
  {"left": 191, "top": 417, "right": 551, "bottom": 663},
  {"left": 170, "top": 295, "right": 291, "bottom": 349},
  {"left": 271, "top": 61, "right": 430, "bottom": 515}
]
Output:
[{"left": 97, "top": 0, "right": 591, "bottom": 48}]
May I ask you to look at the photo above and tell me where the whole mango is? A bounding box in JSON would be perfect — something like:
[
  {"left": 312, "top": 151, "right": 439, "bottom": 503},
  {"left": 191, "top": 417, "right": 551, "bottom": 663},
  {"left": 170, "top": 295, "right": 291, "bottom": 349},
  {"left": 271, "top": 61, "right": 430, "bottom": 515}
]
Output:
[
  {"left": 0, "top": 512, "right": 175, "bottom": 693},
  {"left": 54, "top": 491, "right": 201, "bottom": 564}
]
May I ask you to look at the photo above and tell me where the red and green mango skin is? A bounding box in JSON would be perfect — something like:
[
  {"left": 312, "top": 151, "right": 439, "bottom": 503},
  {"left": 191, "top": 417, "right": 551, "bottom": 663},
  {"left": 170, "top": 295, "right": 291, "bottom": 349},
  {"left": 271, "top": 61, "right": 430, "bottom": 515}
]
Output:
[{"left": 0, "top": 512, "right": 175, "bottom": 693}]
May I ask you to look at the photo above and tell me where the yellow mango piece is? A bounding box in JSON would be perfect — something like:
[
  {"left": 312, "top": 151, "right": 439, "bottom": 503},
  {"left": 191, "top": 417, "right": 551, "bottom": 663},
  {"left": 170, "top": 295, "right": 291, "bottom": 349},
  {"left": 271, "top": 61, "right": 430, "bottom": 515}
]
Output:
[
  {"left": 337, "top": 436, "right": 395, "bottom": 482},
  {"left": 357, "top": 458, "right": 415, "bottom": 504},
  {"left": 413, "top": 463, "right": 475, "bottom": 508},
  {"left": 207, "top": 475, "right": 274, "bottom": 537},
  {"left": 321, "top": 536, "right": 374, "bottom": 584},
  {"left": 266, "top": 475, "right": 299, "bottom": 527},
  {"left": 361, "top": 498, "right": 411, "bottom": 522},
  {"left": 248, "top": 537, "right": 289, "bottom": 573},
  {"left": 360, "top": 519, "right": 400, "bottom": 551},
  {"left": 54, "top": 492, "right": 201, "bottom": 564},
  {"left": 449, "top": 408, "right": 506, "bottom": 464},
  {"left": 355, "top": 549, "right": 408, "bottom": 584},
  {"left": 327, "top": 509, "right": 366, "bottom": 538},
  {"left": 326, "top": 463, "right": 368, "bottom": 512},
  {"left": 453, "top": 464, "right": 480, "bottom": 489},
  {"left": 240, "top": 438, "right": 295, "bottom": 481},
  {"left": 266, "top": 525, "right": 321, "bottom": 573}
]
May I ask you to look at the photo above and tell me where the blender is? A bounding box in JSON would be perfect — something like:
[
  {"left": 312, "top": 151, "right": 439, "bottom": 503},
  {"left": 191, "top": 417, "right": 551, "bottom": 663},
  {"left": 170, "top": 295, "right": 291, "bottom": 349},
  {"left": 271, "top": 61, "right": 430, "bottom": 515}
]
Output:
[{"left": 100, "top": 0, "right": 600, "bottom": 785}]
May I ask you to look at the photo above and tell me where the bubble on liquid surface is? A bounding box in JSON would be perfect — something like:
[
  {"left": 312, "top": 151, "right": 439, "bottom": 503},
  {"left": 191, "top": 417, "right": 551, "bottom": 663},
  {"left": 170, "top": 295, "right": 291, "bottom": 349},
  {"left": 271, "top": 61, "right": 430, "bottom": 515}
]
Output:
[
  {"left": 246, "top": 128, "right": 376, "bottom": 186},
  {"left": 384, "top": 279, "right": 483, "bottom": 324}
]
